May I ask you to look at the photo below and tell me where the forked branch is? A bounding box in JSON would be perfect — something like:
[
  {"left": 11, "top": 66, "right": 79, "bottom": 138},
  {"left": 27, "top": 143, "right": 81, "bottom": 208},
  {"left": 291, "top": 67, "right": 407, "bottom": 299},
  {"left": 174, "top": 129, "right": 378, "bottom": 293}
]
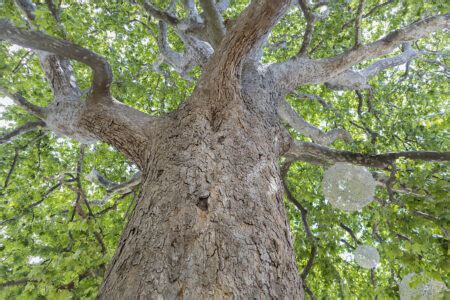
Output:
[
  {"left": 0, "top": 87, "right": 46, "bottom": 118},
  {"left": 0, "top": 20, "right": 112, "bottom": 96},
  {"left": 87, "top": 169, "right": 142, "bottom": 206},
  {"left": 204, "top": 0, "right": 291, "bottom": 76},
  {"left": 270, "top": 13, "right": 449, "bottom": 94},
  {"left": 0, "top": 120, "right": 46, "bottom": 145},
  {"left": 277, "top": 99, "right": 352, "bottom": 145}
]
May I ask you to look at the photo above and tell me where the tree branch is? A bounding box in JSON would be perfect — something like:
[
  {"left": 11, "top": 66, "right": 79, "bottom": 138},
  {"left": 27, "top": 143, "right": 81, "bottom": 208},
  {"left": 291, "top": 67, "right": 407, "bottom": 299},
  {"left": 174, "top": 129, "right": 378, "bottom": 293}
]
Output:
[
  {"left": 285, "top": 141, "right": 450, "bottom": 169},
  {"left": 281, "top": 162, "right": 318, "bottom": 282},
  {"left": 297, "top": 0, "right": 316, "bottom": 57},
  {"left": 0, "top": 87, "right": 46, "bottom": 118},
  {"left": 203, "top": 0, "right": 291, "bottom": 78},
  {"left": 270, "top": 13, "right": 449, "bottom": 94},
  {"left": 0, "top": 20, "right": 113, "bottom": 96},
  {"left": 0, "top": 176, "right": 76, "bottom": 225},
  {"left": 342, "top": 0, "right": 394, "bottom": 30},
  {"left": 2, "top": 148, "right": 19, "bottom": 191},
  {"left": 142, "top": 0, "right": 180, "bottom": 26},
  {"left": 325, "top": 43, "right": 419, "bottom": 90},
  {"left": 354, "top": 0, "right": 366, "bottom": 47},
  {"left": 0, "top": 120, "right": 46, "bottom": 145},
  {"left": 14, "top": 0, "right": 81, "bottom": 98},
  {"left": 0, "top": 278, "right": 36, "bottom": 288},
  {"left": 292, "top": 92, "right": 335, "bottom": 109},
  {"left": 199, "top": 0, "right": 226, "bottom": 48},
  {"left": 153, "top": 21, "right": 213, "bottom": 80},
  {"left": 86, "top": 169, "right": 141, "bottom": 206},
  {"left": 339, "top": 223, "right": 360, "bottom": 245},
  {"left": 277, "top": 99, "right": 352, "bottom": 145},
  {"left": 45, "top": 0, "right": 61, "bottom": 22},
  {"left": 15, "top": 0, "right": 36, "bottom": 21}
]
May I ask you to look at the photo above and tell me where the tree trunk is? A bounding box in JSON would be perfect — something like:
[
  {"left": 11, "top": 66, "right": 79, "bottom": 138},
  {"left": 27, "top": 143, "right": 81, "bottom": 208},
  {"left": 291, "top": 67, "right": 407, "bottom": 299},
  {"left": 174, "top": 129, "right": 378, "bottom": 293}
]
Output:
[{"left": 98, "top": 76, "right": 303, "bottom": 298}]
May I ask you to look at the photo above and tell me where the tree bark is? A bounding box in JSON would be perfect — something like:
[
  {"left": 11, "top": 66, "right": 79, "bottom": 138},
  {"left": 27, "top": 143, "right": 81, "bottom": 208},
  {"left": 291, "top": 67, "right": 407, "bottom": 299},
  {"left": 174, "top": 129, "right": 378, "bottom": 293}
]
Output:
[{"left": 98, "top": 65, "right": 303, "bottom": 299}]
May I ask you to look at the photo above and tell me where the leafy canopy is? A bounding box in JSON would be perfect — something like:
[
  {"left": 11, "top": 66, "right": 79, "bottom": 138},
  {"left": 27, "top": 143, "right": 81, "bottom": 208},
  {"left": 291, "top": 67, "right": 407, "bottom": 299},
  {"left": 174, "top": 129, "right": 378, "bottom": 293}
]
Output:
[{"left": 0, "top": 0, "right": 448, "bottom": 298}]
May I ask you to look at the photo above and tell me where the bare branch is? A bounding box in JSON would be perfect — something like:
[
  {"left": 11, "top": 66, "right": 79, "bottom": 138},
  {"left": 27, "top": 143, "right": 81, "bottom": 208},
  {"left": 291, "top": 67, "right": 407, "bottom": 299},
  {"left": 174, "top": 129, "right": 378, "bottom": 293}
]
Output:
[
  {"left": 2, "top": 148, "right": 19, "bottom": 191},
  {"left": 199, "top": 0, "right": 226, "bottom": 48},
  {"left": 339, "top": 223, "right": 360, "bottom": 245},
  {"left": 270, "top": 13, "right": 449, "bottom": 94},
  {"left": 0, "top": 87, "right": 46, "bottom": 118},
  {"left": 297, "top": 0, "right": 316, "bottom": 57},
  {"left": 0, "top": 20, "right": 113, "bottom": 96},
  {"left": 312, "top": 13, "right": 449, "bottom": 83},
  {"left": 277, "top": 99, "right": 352, "bottom": 145},
  {"left": 292, "top": 92, "right": 335, "bottom": 109},
  {"left": 342, "top": 0, "right": 394, "bottom": 30},
  {"left": 14, "top": 0, "right": 81, "bottom": 98},
  {"left": 281, "top": 162, "right": 317, "bottom": 282},
  {"left": 153, "top": 21, "right": 213, "bottom": 79},
  {"left": 363, "top": 43, "right": 417, "bottom": 78},
  {"left": 0, "top": 120, "right": 46, "bottom": 145},
  {"left": 38, "top": 52, "right": 81, "bottom": 97},
  {"left": 142, "top": 1, "right": 180, "bottom": 26},
  {"left": 285, "top": 141, "right": 450, "bottom": 169},
  {"left": 87, "top": 169, "right": 141, "bottom": 206}
]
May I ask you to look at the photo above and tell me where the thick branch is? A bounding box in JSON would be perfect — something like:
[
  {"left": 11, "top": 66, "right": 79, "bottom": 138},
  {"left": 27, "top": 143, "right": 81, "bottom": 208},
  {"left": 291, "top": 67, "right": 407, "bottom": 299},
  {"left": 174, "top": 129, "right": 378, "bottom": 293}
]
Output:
[
  {"left": 203, "top": 0, "right": 290, "bottom": 78},
  {"left": 0, "top": 120, "right": 46, "bottom": 144},
  {"left": 277, "top": 99, "right": 352, "bottom": 145},
  {"left": 199, "top": 0, "right": 226, "bottom": 48},
  {"left": 182, "top": 0, "right": 200, "bottom": 19},
  {"left": 270, "top": 13, "right": 449, "bottom": 93},
  {"left": 14, "top": 0, "right": 81, "bottom": 98},
  {"left": 365, "top": 43, "right": 417, "bottom": 78},
  {"left": 154, "top": 21, "right": 213, "bottom": 79},
  {"left": 142, "top": 1, "right": 180, "bottom": 26},
  {"left": 0, "top": 20, "right": 113, "bottom": 96},
  {"left": 325, "top": 43, "right": 419, "bottom": 90},
  {"left": 354, "top": 0, "right": 366, "bottom": 47},
  {"left": 286, "top": 141, "right": 450, "bottom": 169}
]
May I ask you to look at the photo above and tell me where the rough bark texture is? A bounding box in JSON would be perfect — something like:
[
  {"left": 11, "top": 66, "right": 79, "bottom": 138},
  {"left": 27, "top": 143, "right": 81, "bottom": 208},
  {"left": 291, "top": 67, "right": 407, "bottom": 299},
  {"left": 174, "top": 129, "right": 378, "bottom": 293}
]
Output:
[
  {"left": 2, "top": 2, "right": 448, "bottom": 298},
  {"left": 98, "top": 61, "right": 303, "bottom": 299}
]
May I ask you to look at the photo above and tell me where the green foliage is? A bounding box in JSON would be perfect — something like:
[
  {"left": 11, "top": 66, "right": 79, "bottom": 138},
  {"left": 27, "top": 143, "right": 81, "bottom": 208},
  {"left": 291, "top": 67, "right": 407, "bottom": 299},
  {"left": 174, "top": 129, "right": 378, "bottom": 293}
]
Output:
[{"left": 0, "top": 0, "right": 448, "bottom": 298}]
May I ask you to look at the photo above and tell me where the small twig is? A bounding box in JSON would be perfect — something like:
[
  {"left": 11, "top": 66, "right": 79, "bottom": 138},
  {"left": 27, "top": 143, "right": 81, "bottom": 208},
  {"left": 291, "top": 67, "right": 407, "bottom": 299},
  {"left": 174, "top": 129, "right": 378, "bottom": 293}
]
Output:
[
  {"left": 2, "top": 148, "right": 19, "bottom": 191},
  {"left": 281, "top": 162, "right": 318, "bottom": 282}
]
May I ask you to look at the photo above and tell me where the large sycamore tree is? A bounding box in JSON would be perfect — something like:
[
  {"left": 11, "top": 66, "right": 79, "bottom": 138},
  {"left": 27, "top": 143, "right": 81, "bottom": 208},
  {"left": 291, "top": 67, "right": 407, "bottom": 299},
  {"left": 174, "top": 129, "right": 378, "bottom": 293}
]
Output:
[{"left": 0, "top": 0, "right": 449, "bottom": 298}]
